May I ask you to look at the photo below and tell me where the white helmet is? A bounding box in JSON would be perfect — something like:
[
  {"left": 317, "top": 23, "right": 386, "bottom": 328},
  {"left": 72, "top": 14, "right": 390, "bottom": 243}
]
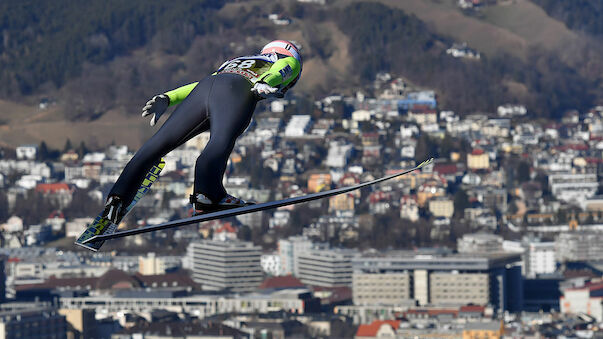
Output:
[{"left": 261, "top": 40, "right": 302, "bottom": 65}]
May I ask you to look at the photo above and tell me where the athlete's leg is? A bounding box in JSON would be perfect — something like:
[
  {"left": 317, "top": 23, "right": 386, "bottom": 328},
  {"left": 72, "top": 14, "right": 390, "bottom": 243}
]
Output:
[
  {"left": 193, "top": 74, "right": 257, "bottom": 202},
  {"left": 109, "top": 77, "right": 212, "bottom": 208}
]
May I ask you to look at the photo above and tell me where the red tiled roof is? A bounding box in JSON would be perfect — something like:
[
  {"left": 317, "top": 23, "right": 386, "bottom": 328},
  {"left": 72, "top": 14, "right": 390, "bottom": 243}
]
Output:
[
  {"left": 35, "top": 183, "right": 71, "bottom": 194},
  {"left": 356, "top": 320, "right": 400, "bottom": 337},
  {"left": 433, "top": 163, "right": 458, "bottom": 175},
  {"left": 471, "top": 149, "right": 485, "bottom": 155},
  {"left": 259, "top": 276, "right": 305, "bottom": 289},
  {"left": 15, "top": 269, "right": 198, "bottom": 291}
]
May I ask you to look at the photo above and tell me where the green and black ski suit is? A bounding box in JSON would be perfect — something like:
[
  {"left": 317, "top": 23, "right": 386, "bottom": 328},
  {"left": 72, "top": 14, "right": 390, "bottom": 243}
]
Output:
[{"left": 109, "top": 54, "right": 301, "bottom": 205}]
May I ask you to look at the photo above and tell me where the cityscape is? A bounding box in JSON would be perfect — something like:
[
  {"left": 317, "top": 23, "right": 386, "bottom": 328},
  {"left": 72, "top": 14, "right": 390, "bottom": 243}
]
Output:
[{"left": 0, "top": 69, "right": 602, "bottom": 338}]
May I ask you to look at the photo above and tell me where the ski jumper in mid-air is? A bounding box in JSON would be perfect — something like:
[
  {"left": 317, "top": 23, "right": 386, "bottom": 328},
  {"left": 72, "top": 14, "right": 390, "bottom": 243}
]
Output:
[{"left": 102, "top": 40, "right": 302, "bottom": 224}]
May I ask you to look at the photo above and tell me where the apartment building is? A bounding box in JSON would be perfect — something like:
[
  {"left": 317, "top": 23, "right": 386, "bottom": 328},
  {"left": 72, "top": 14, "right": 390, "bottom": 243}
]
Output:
[{"left": 188, "top": 240, "right": 262, "bottom": 293}]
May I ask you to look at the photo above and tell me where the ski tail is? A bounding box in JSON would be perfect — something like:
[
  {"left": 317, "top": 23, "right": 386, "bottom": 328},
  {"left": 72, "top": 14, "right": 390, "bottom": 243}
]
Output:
[{"left": 75, "top": 159, "right": 166, "bottom": 251}]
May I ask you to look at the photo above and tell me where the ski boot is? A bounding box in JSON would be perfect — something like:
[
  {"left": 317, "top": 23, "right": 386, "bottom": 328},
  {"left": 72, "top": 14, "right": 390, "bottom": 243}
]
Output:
[
  {"left": 190, "top": 192, "right": 254, "bottom": 215},
  {"left": 102, "top": 195, "right": 126, "bottom": 224}
]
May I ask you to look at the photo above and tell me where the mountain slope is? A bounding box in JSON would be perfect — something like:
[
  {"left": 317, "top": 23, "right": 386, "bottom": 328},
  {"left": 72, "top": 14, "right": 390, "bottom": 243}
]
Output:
[{"left": 0, "top": 0, "right": 601, "bottom": 148}]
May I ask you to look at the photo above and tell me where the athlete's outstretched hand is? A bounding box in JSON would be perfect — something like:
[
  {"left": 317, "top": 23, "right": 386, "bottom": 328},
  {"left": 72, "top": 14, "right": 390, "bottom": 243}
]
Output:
[
  {"left": 142, "top": 94, "right": 169, "bottom": 126},
  {"left": 251, "top": 82, "right": 278, "bottom": 98}
]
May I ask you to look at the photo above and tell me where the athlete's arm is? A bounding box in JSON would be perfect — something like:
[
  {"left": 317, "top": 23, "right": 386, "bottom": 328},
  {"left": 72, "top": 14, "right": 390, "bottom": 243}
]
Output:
[
  {"left": 164, "top": 82, "right": 199, "bottom": 106},
  {"left": 141, "top": 82, "right": 199, "bottom": 126},
  {"left": 257, "top": 56, "right": 301, "bottom": 88}
]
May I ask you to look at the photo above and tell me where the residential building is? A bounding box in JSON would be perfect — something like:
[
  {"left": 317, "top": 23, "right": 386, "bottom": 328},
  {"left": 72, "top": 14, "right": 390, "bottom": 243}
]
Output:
[
  {"left": 467, "top": 149, "right": 489, "bottom": 170},
  {"left": 188, "top": 240, "right": 262, "bottom": 292},
  {"left": 355, "top": 320, "right": 400, "bottom": 339},
  {"left": 138, "top": 253, "right": 166, "bottom": 276},
  {"left": 307, "top": 172, "right": 332, "bottom": 193},
  {"left": 457, "top": 233, "right": 503, "bottom": 253},
  {"left": 560, "top": 280, "right": 603, "bottom": 321},
  {"left": 428, "top": 197, "right": 454, "bottom": 218},
  {"left": 297, "top": 249, "right": 357, "bottom": 287},
  {"left": 548, "top": 173, "right": 599, "bottom": 203},
  {"left": 15, "top": 145, "right": 37, "bottom": 160},
  {"left": 556, "top": 232, "right": 603, "bottom": 262},
  {"left": 0, "top": 308, "right": 67, "bottom": 338},
  {"left": 284, "top": 115, "right": 312, "bottom": 137},
  {"left": 462, "top": 321, "right": 503, "bottom": 339}
]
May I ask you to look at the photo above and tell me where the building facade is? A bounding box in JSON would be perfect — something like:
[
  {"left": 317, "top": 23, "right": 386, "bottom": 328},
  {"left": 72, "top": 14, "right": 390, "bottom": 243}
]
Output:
[
  {"left": 188, "top": 240, "right": 262, "bottom": 293},
  {"left": 278, "top": 236, "right": 314, "bottom": 276},
  {"left": 297, "top": 249, "right": 356, "bottom": 287},
  {"left": 352, "top": 251, "right": 522, "bottom": 313},
  {"left": 353, "top": 272, "right": 411, "bottom": 306}
]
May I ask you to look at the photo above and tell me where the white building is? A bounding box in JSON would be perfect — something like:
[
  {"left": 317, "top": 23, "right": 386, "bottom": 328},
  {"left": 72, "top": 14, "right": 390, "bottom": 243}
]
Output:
[
  {"left": 261, "top": 253, "right": 282, "bottom": 276},
  {"left": 556, "top": 232, "right": 603, "bottom": 262},
  {"left": 457, "top": 233, "right": 503, "bottom": 253},
  {"left": 297, "top": 248, "right": 357, "bottom": 287},
  {"left": 284, "top": 115, "right": 312, "bottom": 137},
  {"left": 278, "top": 235, "right": 313, "bottom": 276},
  {"left": 524, "top": 241, "right": 556, "bottom": 278},
  {"left": 561, "top": 280, "right": 603, "bottom": 321},
  {"left": 188, "top": 240, "right": 263, "bottom": 292},
  {"left": 548, "top": 173, "right": 599, "bottom": 203},
  {"left": 325, "top": 142, "right": 353, "bottom": 168},
  {"left": 16, "top": 145, "right": 37, "bottom": 160}
]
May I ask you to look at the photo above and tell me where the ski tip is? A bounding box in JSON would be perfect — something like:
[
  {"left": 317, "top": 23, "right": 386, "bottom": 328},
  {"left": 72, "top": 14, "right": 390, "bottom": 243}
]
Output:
[
  {"left": 80, "top": 235, "right": 99, "bottom": 244},
  {"left": 417, "top": 157, "right": 434, "bottom": 168}
]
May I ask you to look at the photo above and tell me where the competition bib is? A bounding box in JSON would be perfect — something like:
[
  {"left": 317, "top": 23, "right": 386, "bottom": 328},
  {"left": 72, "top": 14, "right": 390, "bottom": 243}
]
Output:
[{"left": 215, "top": 56, "right": 273, "bottom": 84}]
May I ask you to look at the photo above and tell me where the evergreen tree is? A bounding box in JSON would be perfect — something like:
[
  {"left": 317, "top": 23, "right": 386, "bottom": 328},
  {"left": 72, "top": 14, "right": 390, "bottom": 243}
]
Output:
[{"left": 63, "top": 139, "right": 73, "bottom": 153}]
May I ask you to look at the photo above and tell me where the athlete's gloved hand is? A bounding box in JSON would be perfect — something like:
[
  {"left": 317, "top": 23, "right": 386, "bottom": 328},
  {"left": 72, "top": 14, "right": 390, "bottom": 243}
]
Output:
[
  {"left": 142, "top": 94, "right": 169, "bottom": 126},
  {"left": 251, "top": 82, "right": 278, "bottom": 98}
]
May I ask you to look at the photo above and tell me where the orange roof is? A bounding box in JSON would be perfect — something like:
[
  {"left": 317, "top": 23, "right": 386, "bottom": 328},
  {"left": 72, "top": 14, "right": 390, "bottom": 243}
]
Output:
[
  {"left": 356, "top": 320, "right": 400, "bottom": 337},
  {"left": 35, "top": 183, "right": 71, "bottom": 194},
  {"left": 216, "top": 222, "right": 237, "bottom": 234}
]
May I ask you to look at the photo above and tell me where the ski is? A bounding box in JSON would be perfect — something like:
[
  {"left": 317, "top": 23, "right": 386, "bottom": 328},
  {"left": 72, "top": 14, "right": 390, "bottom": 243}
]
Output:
[
  {"left": 83, "top": 158, "right": 433, "bottom": 245},
  {"left": 75, "top": 159, "right": 166, "bottom": 251}
]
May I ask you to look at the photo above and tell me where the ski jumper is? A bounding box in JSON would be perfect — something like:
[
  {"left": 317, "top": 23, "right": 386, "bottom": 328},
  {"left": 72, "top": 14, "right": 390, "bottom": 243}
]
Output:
[{"left": 108, "top": 54, "right": 301, "bottom": 207}]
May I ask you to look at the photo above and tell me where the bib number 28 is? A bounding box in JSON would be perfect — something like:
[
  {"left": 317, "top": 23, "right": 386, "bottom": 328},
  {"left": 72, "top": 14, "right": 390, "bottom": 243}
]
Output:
[{"left": 225, "top": 59, "right": 255, "bottom": 69}]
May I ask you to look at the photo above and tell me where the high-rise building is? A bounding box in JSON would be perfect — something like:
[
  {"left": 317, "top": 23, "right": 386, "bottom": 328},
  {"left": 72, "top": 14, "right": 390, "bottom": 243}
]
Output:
[
  {"left": 278, "top": 236, "right": 314, "bottom": 276},
  {"left": 0, "top": 308, "right": 67, "bottom": 338},
  {"left": 525, "top": 241, "right": 556, "bottom": 278},
  {"left": 188, "top": 240, "right": 262, "bottom": 293},
  {"left": 297, "top": 249, "right": 357, "bottom": 287},
  {"left": 352, "top": 251, "right": 522, "bottom": 313}
]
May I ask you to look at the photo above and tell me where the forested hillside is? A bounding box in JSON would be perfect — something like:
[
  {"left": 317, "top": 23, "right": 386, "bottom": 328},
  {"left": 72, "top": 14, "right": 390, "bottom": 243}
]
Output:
[
  {"left": 531, "top": 0, "right": 603, "bottom": 36},
  {"left": 0, "top": 0, "right": 600, "bottom": 126},
  {"left": 0, "top": 0, "right": 222, "bottom": 95}
]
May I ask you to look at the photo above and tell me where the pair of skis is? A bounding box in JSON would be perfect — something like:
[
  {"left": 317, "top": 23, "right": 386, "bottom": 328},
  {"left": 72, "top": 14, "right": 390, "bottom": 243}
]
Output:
[{"left": 76, "top": 158, "right": 433, "bottom": 251}]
